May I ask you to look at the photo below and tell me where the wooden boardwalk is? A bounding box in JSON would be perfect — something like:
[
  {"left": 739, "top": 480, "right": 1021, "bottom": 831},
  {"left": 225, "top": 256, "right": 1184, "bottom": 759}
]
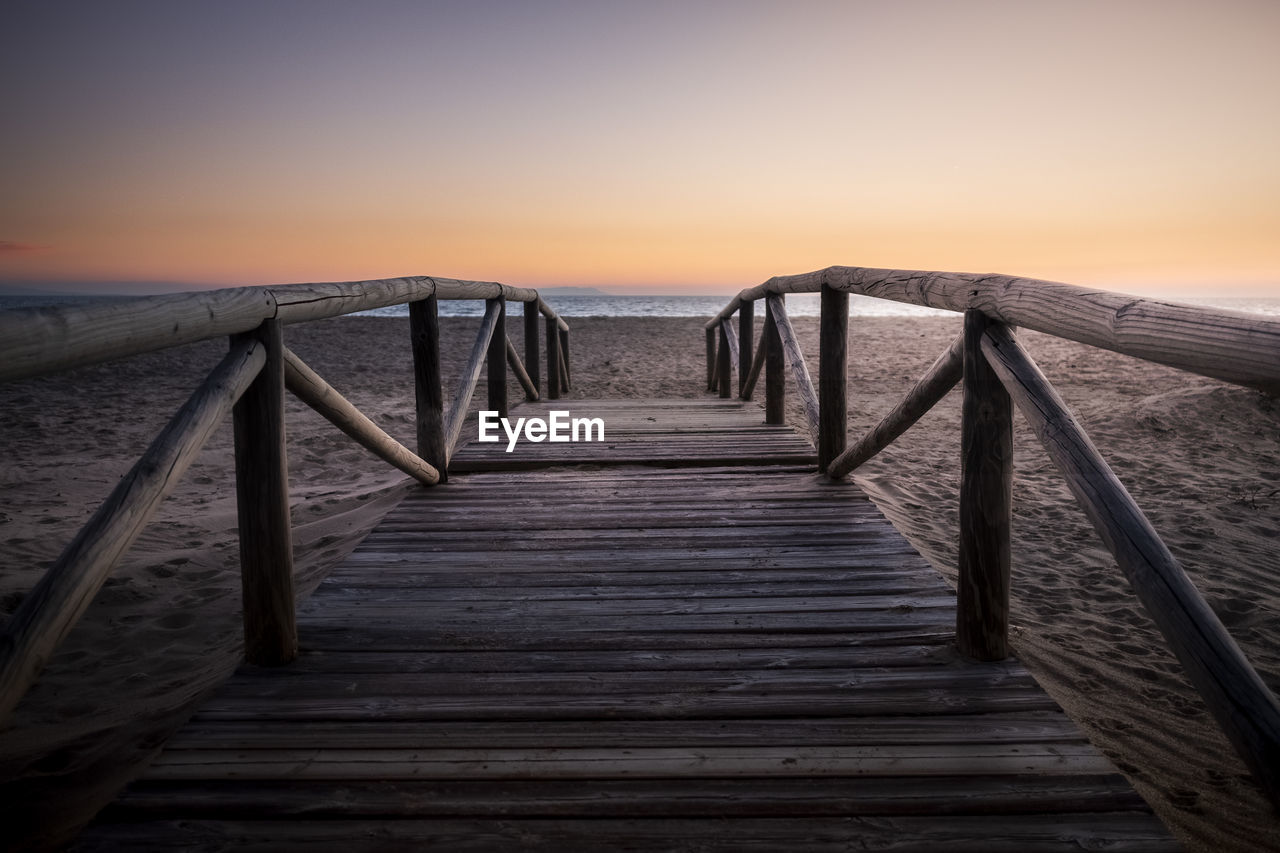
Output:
[{"left": 79, "top": 399, "right": 1176, "bottom": 850}]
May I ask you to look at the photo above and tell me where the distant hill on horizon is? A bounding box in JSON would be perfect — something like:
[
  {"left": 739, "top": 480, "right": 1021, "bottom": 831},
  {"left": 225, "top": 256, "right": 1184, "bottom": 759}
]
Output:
[{"left": 534, "top": 286, "right": 614, "bottom": 297}]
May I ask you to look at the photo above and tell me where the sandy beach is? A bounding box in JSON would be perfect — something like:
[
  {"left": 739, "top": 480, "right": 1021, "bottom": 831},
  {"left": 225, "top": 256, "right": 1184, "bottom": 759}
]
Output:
[{"left": 1, "top": 313, "right": 1277, "bottom": 851}]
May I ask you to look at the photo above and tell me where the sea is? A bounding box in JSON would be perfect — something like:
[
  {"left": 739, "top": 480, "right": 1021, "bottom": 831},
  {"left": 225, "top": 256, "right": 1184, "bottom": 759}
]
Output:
[{"left": 1, "top": 292, "right": 1278, "bottom": 319}]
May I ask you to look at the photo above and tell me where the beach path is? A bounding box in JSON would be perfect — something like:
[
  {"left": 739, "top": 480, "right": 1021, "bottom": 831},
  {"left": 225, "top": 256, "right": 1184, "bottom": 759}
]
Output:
[{"left": 78, "top": 398, "right": 1177, "bottom": 850}]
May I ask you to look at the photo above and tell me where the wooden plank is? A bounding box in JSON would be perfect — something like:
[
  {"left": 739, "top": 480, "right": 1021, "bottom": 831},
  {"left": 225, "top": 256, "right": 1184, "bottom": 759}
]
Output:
[
  {"left": 104, "top": 774, "right": 1151, "bottom": 820},
  {"left": 409, "top": 294, "right": 448, "bottom": 482},
  {"left": 81, "top": 398, "right": 1171, "bottom": 850}
]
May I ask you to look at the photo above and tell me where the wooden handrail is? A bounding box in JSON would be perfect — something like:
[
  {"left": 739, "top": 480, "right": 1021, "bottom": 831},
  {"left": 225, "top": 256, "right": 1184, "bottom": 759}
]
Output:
[
  {"left": 981, "top": 322, "right": 1280, "bottom": 807},
  {"left": 0, "top": 276, "right": 570, "bottom": 385},
  {"left": 707, "top": 266, "right": 1280, "bottom": 394},
  {"left": 282, "top": 347, "right": 440, "bottom": 486},
  {"left": 0, "top": 337, "right": 265, "bottom": 720},
  {"left": 705, "top": 265, "right": 1278, "bottom": 803}
]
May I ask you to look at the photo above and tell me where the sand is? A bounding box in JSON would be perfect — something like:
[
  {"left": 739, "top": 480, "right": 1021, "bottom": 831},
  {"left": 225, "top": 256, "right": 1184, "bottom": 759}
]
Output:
[{"left": 1, "top": 313, "right": 1277, "bottom": 850}]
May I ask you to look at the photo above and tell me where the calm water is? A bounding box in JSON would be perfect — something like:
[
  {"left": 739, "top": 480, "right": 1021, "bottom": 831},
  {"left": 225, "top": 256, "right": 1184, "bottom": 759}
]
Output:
[{"left": 2, "top": 292, "right": 1278, "bottom": 318}]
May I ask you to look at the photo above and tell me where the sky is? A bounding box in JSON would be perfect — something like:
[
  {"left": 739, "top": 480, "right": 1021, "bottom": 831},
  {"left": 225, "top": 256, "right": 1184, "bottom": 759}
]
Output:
[{"left": 2, "top": 0, "right": 1278, "bottom": 298}]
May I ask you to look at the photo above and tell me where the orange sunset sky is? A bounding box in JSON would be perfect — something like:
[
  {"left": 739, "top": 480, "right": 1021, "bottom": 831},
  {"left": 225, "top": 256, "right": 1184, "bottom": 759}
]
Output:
[{"left": 2, "top": 0, "right": 1278, "bottom": 298}]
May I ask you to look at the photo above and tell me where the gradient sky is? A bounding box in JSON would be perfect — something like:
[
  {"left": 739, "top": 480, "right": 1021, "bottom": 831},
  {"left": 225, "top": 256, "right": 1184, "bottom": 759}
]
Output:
[{"left": 2, "top": 0, "right": 1278, "bottom": 297}]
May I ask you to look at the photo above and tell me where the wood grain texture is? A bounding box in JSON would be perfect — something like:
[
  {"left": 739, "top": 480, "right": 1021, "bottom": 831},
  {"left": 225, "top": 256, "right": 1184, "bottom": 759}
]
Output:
[
  {"left": 410, "top": 295, "right": 448, "bottom": 483},
  {"left": 523, "top": 306, "right": 541, "bottom": 396},
  {"left": 232, "top": 320, "right": 297, "bottom": 667},
  {"left": 706, "top": 328, "right": 717, "bottom": 391},
  {"left": 0, "top": 338, "right": 265, "bottom": 723},
  {"left": 768, "top": 294, "right": 819, "bottom": 445},
  {"left": 545, "top": 315, "right": 562, "bottom": 401},
  {"left": 558, "top": 328, "right": 571, "bottom": 392},
  {"left": 707, "top": 265, "right": 1280, "bottom": 394},
  {"left": 827, "top": 333, "right": 963, "bottom": 479},
  {"left": 738, "top": 299, "right": 754, "bottom": 398},
  {"left": 717, "top": 322, "right": 733, "bottom": 398},
  {"left": 82, "top": 402, "right": 1172, "bottom": 850},
  {"left": 505, "top": 335, "right": 539, "bottom": 402},
  {"left": 0, "top": 286, "right": 273, "bottom": 383},
  {"left": 485, "top": 297, "right": 507, "bottom": 418},
  {"left": 444, "top": 299, "right": 503, "bottom": 461},
  {"left": 957, "top": 310, "right": 1012, "bottom": 662},
  {"left": 272, "top": 277, "right": 435, "bottom": 324},
  {"left": 283, "top": 347, "right": 439, "bottom": 486},
  {"left": 764, "top": 298, "right": 785, "bottom": 424},
  {"left": 818, "top": 285, "right": 848, "bottom": 472},
  {"left": 981, "top": 322, "right": 1280, "bottom": 808}
]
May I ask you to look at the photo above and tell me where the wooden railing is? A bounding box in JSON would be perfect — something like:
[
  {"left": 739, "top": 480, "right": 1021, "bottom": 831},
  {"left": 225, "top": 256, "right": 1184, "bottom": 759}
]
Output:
[
  {"left": 706, "top": 265, "right": 1280, "bottom": 807},
  {"left": 0, "top": 276, "right": 570, "bottom": 722}
]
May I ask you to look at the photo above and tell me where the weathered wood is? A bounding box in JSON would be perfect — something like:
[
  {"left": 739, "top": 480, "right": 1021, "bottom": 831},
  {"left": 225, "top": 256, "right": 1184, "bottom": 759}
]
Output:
[
  {"left": 523, "top": 303, "right": 541, "bottom": 395},
  {"left": 283, "top": 348, "right": 439, "bottom": 486},
  {"left": 0, "top": 339, "right": 264, "bottom": 723},
  {"left": 956, "top": 311, "right": 1012, "bottom": 662},
  {"left": 78, "top": 814, "right": 1177, "bottom": 852},
  {"left": 430, "top": 278, "right": 539, "bottom": 304},
  {"left": 981, "top": 322, "right": 1280, "bottom": 808},
  {"left": 763, "top": 298, "right": 785, "bottom": 424},
  {"left": 409, "top": 296, "right": 448, "bottom": 483},
  {"left": 738, "top": 300, "right": 754, "bottom": 398},
  {"left": 448, "top": 399, "right": 814, "bottom": 470},
  {"left": 505, "top": 336, "right": 539, "bottom": 402},
  {"left": 706, "top": 327, "right": 717, "bottom": 391},
  {"left": 767, "top": 294, "right": 819, "bottom": 444},
  {"left": 709, "top": 265, "right": 1280, "bottom": 394},
  {"left": 271, "top": 277, "right": 434, "bottom": 324},
  {"left": 546, "top": 315, "right": 562, "bottom": 401},
  {"left": 827, "top": 333, "right": 963, "bottom": 479},
  {"left": 718, "top": 322, "right": 732, "bottom": 399},
  {"left": 232, "top": 319, "right": 297, "bottom": 667},
  {"left": 741, "top": 324, "right": 766, "bottom": 402},
  {"left": 0, "top": 287, "right": 273, "bottom": 383},
  {"left": 818, "top": 285, "right": 848, "bottom": 471},
  {"left": 486, "top": 297, "right": 507, "bottom": 418},
  {"left": 444, "top": 299, "right": 503, "bottom": 460},
  {"left": 559, "top": 328, "right": 571, "bottom": 391},
  {"left": 84, "top": 450, "right": 1171, "bottom": 849},
  {"left": 535, "top": 295, "right": 570, "bottom": 331}
]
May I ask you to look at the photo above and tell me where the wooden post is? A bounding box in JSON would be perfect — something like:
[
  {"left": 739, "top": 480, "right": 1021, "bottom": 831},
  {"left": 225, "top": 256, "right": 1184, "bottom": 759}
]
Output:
[
  {"left": 718, "top": 322, "right": 732, "bottom": 399},
  {"left": 559, "top": 327, "right": 571, "bottom": 392},
  {"left": 232, "top": 319, "right": 297, "bottom": 666},
  {"left": 706, "top": 328, "right": 717, "bottom": 392},
  {"left": 738, "top": 300, "right": 754, "bottom": 398},
  {"left": 957, "top": 309, "right": 1012, "bottom": 661},
  {"left": 524, "top": 302, "right": 540, "bottom": 396},
  {"left": 818, "top": 285, "right": 848, "bottom": 472},
  {"left": 764, "top": 296, "right": 785, "bottom": 424},
  {"left": 486, "top": 296, "right": 507, "bottom": 418},
  {"left": 410, "top": 295, "right": 447, "bottom": 484},
  {"left": 546, "top": 314, "right": 561, "bottom": 401}
]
